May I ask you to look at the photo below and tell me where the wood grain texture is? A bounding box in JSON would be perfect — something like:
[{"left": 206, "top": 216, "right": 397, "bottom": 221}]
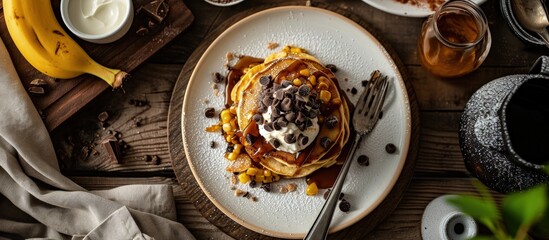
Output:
[
  {"left": 0, "top": 0, "right": 193, "bottom": 131},
  {"left": 167, "top": 2, "right": 420, "bottom": 239}
]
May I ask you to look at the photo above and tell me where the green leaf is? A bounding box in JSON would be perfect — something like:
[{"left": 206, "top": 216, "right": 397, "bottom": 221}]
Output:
[
  {"left": 501, "top": 185, "right": 547, "bottom": 237},
  {"left": 447, "top": 195, "right": 499, "bottom": 231}
]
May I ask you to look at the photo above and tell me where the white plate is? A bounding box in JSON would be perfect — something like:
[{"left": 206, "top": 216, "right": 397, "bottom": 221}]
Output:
[
  {"left": 362, "top": 0, "right": 487, "bottom": 17},
  {"left": 182, "top": 6, "right": 411, "bottom": 238}
]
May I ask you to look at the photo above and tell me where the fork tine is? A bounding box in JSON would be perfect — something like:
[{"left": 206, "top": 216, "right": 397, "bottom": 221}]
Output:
[
  {"left": 356, "top": 77, "right": 375, "bottom": 114},
  {"left": 361, "top": 75, "right": 384, "bottom": 116},
  {"left": 364, "top": 76, "right": 389, "bottom": 132}
]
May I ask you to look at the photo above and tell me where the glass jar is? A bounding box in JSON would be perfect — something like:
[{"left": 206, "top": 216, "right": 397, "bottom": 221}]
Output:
[{"left": 418, "top": 0, "right": 491, "bottom": 78}]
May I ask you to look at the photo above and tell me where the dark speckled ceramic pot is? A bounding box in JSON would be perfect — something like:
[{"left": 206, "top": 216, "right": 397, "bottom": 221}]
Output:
[{"left": 459, "top": 56, "right": 549, "bottom": 193}]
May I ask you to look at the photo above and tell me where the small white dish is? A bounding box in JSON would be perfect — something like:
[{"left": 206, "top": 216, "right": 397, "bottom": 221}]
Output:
[
  {"left": 60, "top": 0, "right": 134, "bottom": 44},
  {"left": 361, "top": 0, "right": 487, "bottom": 17},
  {"left": 204, "top": 0, "right": 245, "bottom": 7}
]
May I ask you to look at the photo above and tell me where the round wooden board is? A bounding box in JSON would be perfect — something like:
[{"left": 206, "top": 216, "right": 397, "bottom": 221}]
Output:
[{"left": 168, "top": 2, "right": 420, "bottom": 239}]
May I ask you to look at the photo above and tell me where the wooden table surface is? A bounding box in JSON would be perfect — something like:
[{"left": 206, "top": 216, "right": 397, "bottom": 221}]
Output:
[{"left": 49, "top": 0, "right": 543, "bottom": 239}]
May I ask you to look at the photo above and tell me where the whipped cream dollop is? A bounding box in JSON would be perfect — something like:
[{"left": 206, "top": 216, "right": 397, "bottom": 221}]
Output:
[{"left": 254, "top": 76, "right": 321, "bottom": 154}]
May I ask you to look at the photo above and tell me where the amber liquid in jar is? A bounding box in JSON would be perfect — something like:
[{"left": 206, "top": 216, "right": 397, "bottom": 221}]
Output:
[{"left": 418, "top": 0, "right": 490, "bottom": 78}]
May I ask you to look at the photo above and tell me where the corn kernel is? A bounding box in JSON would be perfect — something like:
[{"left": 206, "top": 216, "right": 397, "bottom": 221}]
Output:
[
  {"left": 230, "top": 119, "right": 238, "bottom": 130},
  {"left": 229, "top": 105, "right": 237, "bottom": 114},
  {"left": 246, "top": 167, "right": 259, "bottom": 176},
  {"left": 299, "top": 69, "right": 310, "bottom": 77},
  {"left": 318, "top": 82, "right": 329, "bottom": 91},
  {"left": 222, "top": 123, "right": 232, "bottom": 133},
  {"left": 319, "top": 90, "right": 332, "bottom": 103},
  {"left": 308, "top": 75, "right": 317, "bottom": 85},
  {"left": 221, "top": 110, "right": 232, "bottom": 123},
  {"left": 234, "top": 144, "right": 243, "bottom": 154},
  {"left": 306, "top": 182, "right": 319, "bottom": 196},
  {"left": 238, "top": 173, "right": 251, "bottom": 183},
  {"left": 264, "top": 170, "right": 272, "bottom": 177},
  {"left": 290, "top": 47, "right": 304, "bottom": 53},
  {"left": 205, "top": 124, "right": 221, "bottom": 132},
  {"left": 243, "top": 68, "right": 249, "bottom": 74},
  {"left": 228, "top": 152, "right": 239, "bottom": 161},
  {"left": 283, "top": 45, "right": 291, "bottom": 52},
  {"left": 263, "top": 176, "right": 273, "bottom": 183},
  {"left": 318, "top": 76, "right": 329, "bottom": 84},
  {"left": 273, "top": 174, "right": 281, "bottom": 182},
  {"left": 331, "top": 98, "right": 342, "bottom": 105},
  {"left": 255, "top": 175, "right": 265, "bottom": 183},
  {"left": 225, "top": 135, "right": 232, "bottom": 143},
  {"left": 293, "top": 78, "right": 302, "bottom": 86}
]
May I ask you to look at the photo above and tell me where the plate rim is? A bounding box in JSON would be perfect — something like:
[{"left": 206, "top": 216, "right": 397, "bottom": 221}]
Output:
[
  {"left": 361, "top": 0, "right": 488, "bottom": 18},
  {"left": 181, "top": 5, "right": 412, "bottom": 238}
]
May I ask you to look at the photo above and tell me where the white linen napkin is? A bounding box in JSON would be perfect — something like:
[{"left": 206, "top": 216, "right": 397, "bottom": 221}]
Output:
[{"left": 0, "top": 37, "right": 196, "bottom": 240}]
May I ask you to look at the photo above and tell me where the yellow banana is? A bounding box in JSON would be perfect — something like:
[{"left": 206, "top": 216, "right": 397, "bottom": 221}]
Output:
[{"left": 3, "top": 0, "right": 127, "bottom": 88}]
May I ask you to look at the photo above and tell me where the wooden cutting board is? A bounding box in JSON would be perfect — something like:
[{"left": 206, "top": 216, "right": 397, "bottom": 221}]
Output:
[
  {"left": 0, "top": 0, "right": 193, "bottom": 131},
  {"left": 168, "top": 2, "right": 420, "bottom": 239}
]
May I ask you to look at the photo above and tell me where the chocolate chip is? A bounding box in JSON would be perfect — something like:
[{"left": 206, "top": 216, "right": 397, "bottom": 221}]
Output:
[
  {"left": 284, "top": 91, "right": 294, "bottom": 99},
  {"left": 273, "top": 83, "right": 281, "bottom": 91},
  {"left": 249, "top": 180, "right": 257, "bottom": 188},
  {"left": 273, "top": 122, "right": 282, "bottom": 131},
  {"left": 323, "top": 189, "right": 344, "bottom": 200},
  {"left": 299, "top": 135, "right": 309, "bottom": 145},
  {"left": 305, "top": 119, "right": 313, "bottom": 128},
  {"left": 262, "top": 96, "right": 273, "bottom": 106},
  {"left": 245, "top": 134, "right": 256, "bottom": 145},
  {"left": 213, "top": 72, "right": 225, "bottom": 83},
  {"left": 339, "top": 199, "right": 351, "bottom": 212},
  {"left": 326, "top": 115, "right": 338, "bottom": 129},
  {"left": 136, "top": 27, "right": 148, "bottom": 36},
  {"left": 285, "top": 112, "right": 296, "bottom": 122},
  {"left": 30, "top": 78, "right": 48, "bottom": 86},
  {"left": 351, "top": 87, "right": 358, "bottom": 95},
  {"left": 275, "top": 90, "right": 285, "bottom": 100},
  {"left": 281, "top": 98, "right": 293, "bottom": 111},
  {"left": 261, "top": 183, "right": 271, "bottom": 192},
  {"left": 259, "top": 75, "right": 272, "bottom": 86},
  {"left": 284, "top": 134, "right": 296, "bottom": 144},
  {"left": 270, "top": 139, "right": 281, "bottom": 148},
  {"left": 204, "top": 108, "right": 215, "bottom": 118},
  {"left": 298, "top": 85, "right": 311, "bottom": 97},
  {"left": 264, "top": 123, "right": 273, "bottom": 132},
  {"left": 281, "top": 80, "right": 292, "bottom": 87},
  {"left": 310, "top": 91, "right": 318, "bottom": 99},
  {"left": 296, "top": 112, "right": 306, "bottom": 124},
  {"left": 357, "top": 155, "right": 369, "bottom": 166},
  {"left": 277, "top": 118, "right": 288, "bottom": 127},
  {"left": 320, "top": 137, "right": 332, "bottom": 148},
  {"left": 272, "top": 109, "right": 281, "bottom": 118},
  {"left": 298, "top": 124, "right": 307, "bottom": 131},
  {"left": 28, "top": 86, "right": 45, "bottom": 94},
  {"left": 252, "top": 113, "right": 263, "bottom": 124},
  {"left": 326, "top": 64, "right": 338, "bottom": 73},
  {"left": 379, "top": 111, "right": 383, "bottom": 119},
  {"left": 226, "top": 144, "right": 234, "bottom": 153},
  {"left": 288, "top": 86, "right": 298, "bottom": 94},
  {"left": 362, "top": 80, "right": 369, "bottom": 87},
  {"left": 258, "top": 105, "right": 268, "bottom": 113},
  {"left": 307, "top": 109, "right": 318, "bottom": 119},
  {"left": 385, "top": 143, "right": 397, "bottom": 154},
  {"left": 210, "top": 141, "right": 216, "bottom": 148}
]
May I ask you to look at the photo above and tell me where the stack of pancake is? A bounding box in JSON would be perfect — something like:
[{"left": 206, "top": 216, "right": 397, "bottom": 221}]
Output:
[{"left": 231, "top": 46, "right": 350, "bottom": 178}]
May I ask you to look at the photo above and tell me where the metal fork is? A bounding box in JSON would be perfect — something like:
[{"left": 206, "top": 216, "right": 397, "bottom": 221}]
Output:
[{"left": 304, "top": 71, "right": 389, "bottom": 240}]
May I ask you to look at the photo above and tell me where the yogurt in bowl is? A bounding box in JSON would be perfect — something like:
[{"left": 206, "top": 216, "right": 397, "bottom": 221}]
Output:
[{"left": 60, "top": 0, "right": 134, "bottom": 44}]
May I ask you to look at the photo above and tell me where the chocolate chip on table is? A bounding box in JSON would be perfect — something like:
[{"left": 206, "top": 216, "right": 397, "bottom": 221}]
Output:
[
  {"left": 213, "top": 72, "right": 225, "bottom": 83},
  {"left": 326, "top": 64, "right": 338, "bottom": 73},
  {"left": 320, "top": 137, "right": 332, "bottom": 149},
  {"left": 259, "top": 75, "right": 272, "bottom": 86},
  {"left": 260, "top": 183, "right": 271, "bottom": 192},
  {"left": 30, "top": 78, "right": 48, "bottom": 86},
  {"left": 204, "top": 107, "right": 215, "bottom": 118},
  {"left": 385, "top": 143, "right": 397, "bottom": 154},
  {"left": 357, "top": 155, "right": 369, "bottom": 166},
  {"left": 140, "top": 0, "right": 170, "bottom": 23},
  {"left": 339, "top": 199, "right": 351, "bottom": 212},
  {"left": 151, "top": 155, "right": 160, "bottom": 165},
  {"left": 326, "top": 115, "right": 338, "bottom": 129},
  {"left": 97, "top": 111, "right": 109, "bottom": 122},
  {"left": 28, "top": 86, "right": 45, "bottom": 94}
]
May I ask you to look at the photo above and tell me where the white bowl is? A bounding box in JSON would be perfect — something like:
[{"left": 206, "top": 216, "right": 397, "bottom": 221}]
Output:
[{"left": 60, "top": 0, "right": 134, "bottom": 44}]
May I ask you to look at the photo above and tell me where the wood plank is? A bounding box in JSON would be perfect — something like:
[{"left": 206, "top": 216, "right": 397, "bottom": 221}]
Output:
[
  {"left": 51, "top": 63, "right": 182, "bottom": 172},
  {"left": 69, "top": 176, "right": 501, "bottom": 240}
]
